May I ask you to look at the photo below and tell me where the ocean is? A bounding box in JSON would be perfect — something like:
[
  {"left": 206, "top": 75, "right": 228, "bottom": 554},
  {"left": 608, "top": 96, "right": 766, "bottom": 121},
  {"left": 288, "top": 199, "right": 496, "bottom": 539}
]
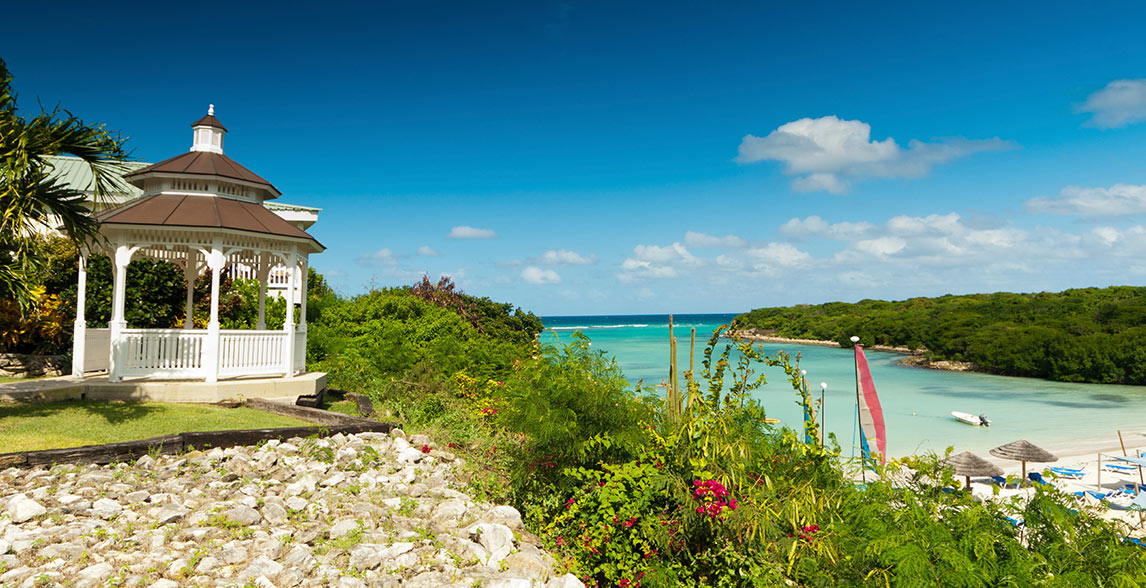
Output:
[{"left": 541, "top": 314, "right": 1146, "bottom": 460}]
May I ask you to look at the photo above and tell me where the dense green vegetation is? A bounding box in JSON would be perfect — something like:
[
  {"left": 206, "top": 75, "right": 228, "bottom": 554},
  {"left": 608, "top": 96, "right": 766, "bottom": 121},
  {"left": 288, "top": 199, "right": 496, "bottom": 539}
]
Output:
[
  {"left": 311, "top": 278, "right": 1146, "bottom": 587},
  {"left": 734, "top": 286, "right": 1146, "bottom": 384}
]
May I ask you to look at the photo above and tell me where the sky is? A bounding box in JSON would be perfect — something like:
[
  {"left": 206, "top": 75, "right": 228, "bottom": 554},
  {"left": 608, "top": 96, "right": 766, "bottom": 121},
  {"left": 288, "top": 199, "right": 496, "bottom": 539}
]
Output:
[{"left": 5, "top": 0, "right": 1146, "bottom": 315}]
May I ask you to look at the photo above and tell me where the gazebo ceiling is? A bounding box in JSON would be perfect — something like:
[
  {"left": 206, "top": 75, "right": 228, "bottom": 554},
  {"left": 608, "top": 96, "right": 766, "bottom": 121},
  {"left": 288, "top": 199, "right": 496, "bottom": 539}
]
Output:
[
  {"left": 125, "top": 150, "right": 280, "bottom": 197},
  {"left": 97, "top": 193, "right": 323, "bottom": 252}
]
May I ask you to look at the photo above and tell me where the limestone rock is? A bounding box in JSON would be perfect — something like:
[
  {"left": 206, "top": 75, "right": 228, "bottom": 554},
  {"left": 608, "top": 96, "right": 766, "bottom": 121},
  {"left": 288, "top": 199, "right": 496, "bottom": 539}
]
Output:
[{"left": 4, "top": 494, "right": 45, "bottom": 523}]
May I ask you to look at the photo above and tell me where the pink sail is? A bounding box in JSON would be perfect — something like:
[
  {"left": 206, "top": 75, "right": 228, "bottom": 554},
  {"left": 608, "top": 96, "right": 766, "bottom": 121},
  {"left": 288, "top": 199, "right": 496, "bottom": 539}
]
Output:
[{"left": 855, "top": 345, "right": 887, "bottom": 465}]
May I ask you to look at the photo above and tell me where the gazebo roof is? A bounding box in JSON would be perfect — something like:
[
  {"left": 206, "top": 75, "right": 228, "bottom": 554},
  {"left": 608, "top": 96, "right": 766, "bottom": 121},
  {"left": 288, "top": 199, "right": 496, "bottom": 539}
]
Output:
[
  {"left": 124, "top": 151, "right": 280, "bottom": 197},
  {"left": 98, "top": 193, "right": 323, "bottom": 252},
  {"left": 191, "top": 113, "right": 227, "bottom": 131}
]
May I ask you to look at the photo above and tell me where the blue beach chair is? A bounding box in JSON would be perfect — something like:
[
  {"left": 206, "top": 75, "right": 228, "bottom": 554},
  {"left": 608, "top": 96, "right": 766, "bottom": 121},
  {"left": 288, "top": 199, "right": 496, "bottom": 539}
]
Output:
[
  {"left": 1105, "top": 463, "right": 1138, "bottom": 475},
  {"left": 1028, "top": 472, "right": 1051, "bottom": 486},
  {"left": 1048, "top": 466, "right": 1085, "bottom": 479}
]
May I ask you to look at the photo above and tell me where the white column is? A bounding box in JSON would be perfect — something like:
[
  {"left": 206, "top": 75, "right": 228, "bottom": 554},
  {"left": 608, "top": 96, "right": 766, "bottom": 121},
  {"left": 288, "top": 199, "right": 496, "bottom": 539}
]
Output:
[
  {"left": 108, "top": 244, "right": 132, "bottom": 383},
  {"left": 299, "top": 259, "right": 308, "bottom": 329},
  {"left": 281, "top": 248, "right": 297, "bottom": 378},
  {"left": 256, "top": 251, "right": 269, "bottom": 330},
  {"left": 297, "top": 258, "right": 308, "bottom": 374},
  {"left": 203, "top": 239, "right": 225, "bottom": 383},
  {"left": 183, "top": 247, "right": 197, "bottom": 330},
  {"left": 71, "top": 251, "right": 88, "bottom": 378}
]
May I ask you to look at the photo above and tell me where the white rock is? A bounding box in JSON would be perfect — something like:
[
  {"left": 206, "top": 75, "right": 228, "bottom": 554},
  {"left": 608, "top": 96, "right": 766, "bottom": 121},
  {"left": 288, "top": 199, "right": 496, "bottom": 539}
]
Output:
[
  {"left": 91, "top": 498, "right": 122, "bottom": 519},
  {"left": 547, "top": 573, "right": 587, "bottom": 588},
  {"left": 485, "top": 505, "right": 524, "bottom": 530},
  {"left": 224, "top": 504, "right": 262, "bottom": 526},
  {"left": 470, "top": 523, "right": 515, "bottom": 566},
  {"left": 75, "top": 562, "right": 114, "bottom": 585},
  {"left": 488, "top": 579, "right": 533, "bottom": 588},
  {"left": 239, "top": 556, "right": 284, "bottom": 582},
  {"left": 329, "top": 519, "right": 359, "bottom": 538},
  {"left": 320, "top": 472, "right": 346, "bottom": 487},
  {"left": 3, "top": 494, "right": 46, "bottom": 523},
  {"left": 0, "top": 539, "right": 9, "bottom": 555},
  {"left": 150, "top": 580, "right": 179, "bottom": 588}
]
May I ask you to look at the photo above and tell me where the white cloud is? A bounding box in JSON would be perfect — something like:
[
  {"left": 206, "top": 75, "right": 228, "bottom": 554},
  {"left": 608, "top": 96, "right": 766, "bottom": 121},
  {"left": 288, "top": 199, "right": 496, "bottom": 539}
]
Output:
[
  {"left": 417, "top": 245, "right": 440, "bottom": 257},
  {"left": 541, "top": 249, "right": 596, "bottom": 265},
  {"left": 779, "top": 216, "right": 876, "bottom": 241},
  {"left": 633, "top": 242, "right": 700, "bottom": 265},
  {"left": 356, "top": 248, "right": 398, "bottom": 267},
  {"left": 448, "top": 226, "right": 497, "bottom": 239},
  {"left": 521, "top": 266, "right": 561, "bottom": 285},
  {"left": 735, "top": 116, "right": 1013, "bottom": 193},
  {"left": 617, "top": 259, "right": 678, "bottom": 283},
  {"left": 1077, "top": 79, "right": 1146, "bottom": 129},
  {"left": 1026, "top": 184, "right": 1146, "bottom": 216},
  {"left": 683, "top": 231, "right": 748, "bottom": 248},
  {"left": 854, "top": 237, "right": 907, "bottom": 257},
  {"left": 746, "top": 243, "right": 810, "bottom": 267}
]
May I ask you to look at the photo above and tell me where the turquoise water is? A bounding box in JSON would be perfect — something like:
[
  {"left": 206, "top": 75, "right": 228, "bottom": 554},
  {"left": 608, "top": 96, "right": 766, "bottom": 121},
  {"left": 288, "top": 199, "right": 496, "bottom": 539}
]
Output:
[{"left": 542, "top": 314, "right": 1146, "bottom": 459}]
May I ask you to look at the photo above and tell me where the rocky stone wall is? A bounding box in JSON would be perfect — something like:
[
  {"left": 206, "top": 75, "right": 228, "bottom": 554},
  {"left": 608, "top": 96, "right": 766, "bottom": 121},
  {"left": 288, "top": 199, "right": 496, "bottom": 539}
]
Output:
[
  {"left": 0, "top": 430, "right": 583, "bottom": 588},
  {"left": 0, "top": 354, "right": 68, "bottom": 379}
]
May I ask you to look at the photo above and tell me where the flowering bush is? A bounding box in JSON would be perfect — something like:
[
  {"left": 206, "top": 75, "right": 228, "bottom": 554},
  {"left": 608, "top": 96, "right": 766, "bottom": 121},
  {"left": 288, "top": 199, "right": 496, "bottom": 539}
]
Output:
[{"left": 692, "top": 479, "right": 738, "bottom": 519}]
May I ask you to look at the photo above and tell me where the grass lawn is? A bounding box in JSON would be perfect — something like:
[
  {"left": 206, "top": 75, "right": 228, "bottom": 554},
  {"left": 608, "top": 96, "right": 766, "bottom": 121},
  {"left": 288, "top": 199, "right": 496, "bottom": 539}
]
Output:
[
  {"left": 0, "top": 400, "right": 314, "bottom": 453},
  {"left": 0, "top": 375, "right": 49, "bottom": 384}
]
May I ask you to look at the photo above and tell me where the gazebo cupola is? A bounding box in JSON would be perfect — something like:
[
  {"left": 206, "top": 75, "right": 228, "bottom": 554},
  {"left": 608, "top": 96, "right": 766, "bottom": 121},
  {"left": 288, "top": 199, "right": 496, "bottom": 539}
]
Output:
[
  {"left": 191, "top": 104, "right": 226, "bottom": 154},
  {"left": 71, "top": 106, "right": 323, "bottom": 384}
]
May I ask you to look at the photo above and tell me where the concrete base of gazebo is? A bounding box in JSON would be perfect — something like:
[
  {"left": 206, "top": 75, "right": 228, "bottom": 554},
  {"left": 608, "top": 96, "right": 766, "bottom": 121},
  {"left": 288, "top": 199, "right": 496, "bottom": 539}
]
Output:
[{"left": 0, "top": 372, "right": 325, "bottom": 404}]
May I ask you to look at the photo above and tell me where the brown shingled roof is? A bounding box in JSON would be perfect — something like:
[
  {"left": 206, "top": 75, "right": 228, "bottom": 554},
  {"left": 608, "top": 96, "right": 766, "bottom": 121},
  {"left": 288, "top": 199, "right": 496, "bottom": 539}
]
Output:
[
  {"left": 97, "top": 194, "right": 323, "bottom": 251},
  {"left": 191, "top": 114, "right": 227, "bottom": 131},
  {"left": 124, "top": 151, "right": 280, "bottom": 197}
]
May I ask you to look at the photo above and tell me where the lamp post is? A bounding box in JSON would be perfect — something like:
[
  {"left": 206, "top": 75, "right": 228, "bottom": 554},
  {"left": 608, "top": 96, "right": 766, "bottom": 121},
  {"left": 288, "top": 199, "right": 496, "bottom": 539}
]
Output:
[{"left": 820, "top": 381, "right": 827, "bottom": 446}]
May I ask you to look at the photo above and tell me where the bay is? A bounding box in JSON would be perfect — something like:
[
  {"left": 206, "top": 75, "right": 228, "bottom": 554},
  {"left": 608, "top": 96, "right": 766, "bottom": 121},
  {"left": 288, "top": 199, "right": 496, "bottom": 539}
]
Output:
[{"left": 542, "top": 314, "right": 1146, "bottom": 459}]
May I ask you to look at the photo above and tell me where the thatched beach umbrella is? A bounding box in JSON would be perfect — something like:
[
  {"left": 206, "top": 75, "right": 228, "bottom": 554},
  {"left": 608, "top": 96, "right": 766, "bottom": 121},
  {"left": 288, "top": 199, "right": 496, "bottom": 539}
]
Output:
[
  {"left": 990, "top": 440, "right": 1058, "bottom": 480},
  {"left": 942, "top": 451, "right": 1004, "bottom": 489}
]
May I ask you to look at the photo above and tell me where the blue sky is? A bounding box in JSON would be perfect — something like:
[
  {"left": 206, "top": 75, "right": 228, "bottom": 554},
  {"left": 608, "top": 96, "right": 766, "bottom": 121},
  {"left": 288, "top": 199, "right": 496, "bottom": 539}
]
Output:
[{"left": 6, "top": 1, "right": 1146, "bottom": 315}]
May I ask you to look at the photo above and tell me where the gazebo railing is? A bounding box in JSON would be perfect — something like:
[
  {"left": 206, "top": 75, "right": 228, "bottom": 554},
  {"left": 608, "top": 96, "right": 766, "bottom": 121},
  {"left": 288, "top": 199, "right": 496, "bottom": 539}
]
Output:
[
  {"left": 219, "top": 330, "right": 287, "bottom": 377},
  {"left": 110, "top": 328, "right": 302, "bottom": 379},
  {"left": 120, "top": 329, "right": 208, "bottom": 378}
]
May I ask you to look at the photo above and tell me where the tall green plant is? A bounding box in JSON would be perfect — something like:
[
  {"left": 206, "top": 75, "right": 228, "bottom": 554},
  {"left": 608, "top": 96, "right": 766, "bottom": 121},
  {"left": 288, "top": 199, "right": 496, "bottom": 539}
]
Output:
[{"left": 0, "top": 58, "right": 130, "bottom": 309}]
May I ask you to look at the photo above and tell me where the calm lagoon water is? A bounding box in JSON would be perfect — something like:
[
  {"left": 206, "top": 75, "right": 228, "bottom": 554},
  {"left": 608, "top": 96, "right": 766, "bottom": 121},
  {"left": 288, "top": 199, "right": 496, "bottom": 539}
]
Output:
[{"left": 541, "top": 314, "right": 1146, "bottom": 459}]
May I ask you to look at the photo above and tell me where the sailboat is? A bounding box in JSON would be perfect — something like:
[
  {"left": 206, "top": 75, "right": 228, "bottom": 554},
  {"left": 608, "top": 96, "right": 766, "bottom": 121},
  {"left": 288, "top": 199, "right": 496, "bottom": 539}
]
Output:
[{"left": 853, "top": 337, "right": 887, "bottom": 468}]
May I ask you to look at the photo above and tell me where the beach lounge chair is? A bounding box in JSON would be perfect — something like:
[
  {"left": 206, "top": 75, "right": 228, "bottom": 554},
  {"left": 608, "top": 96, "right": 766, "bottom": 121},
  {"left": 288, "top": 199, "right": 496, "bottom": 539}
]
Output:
[
  {"left": 1028, "top": 472, "right": 1051, "bottom": 486},
  {"left": 1126, "top": 537, "right": 1146, "bottom": 548},
  {"left": 1105, "top": 463, "right": 1138, "bottom": 475},
  {"left": 1048, "top": 466, "right": 1085, "bottom": 479}
]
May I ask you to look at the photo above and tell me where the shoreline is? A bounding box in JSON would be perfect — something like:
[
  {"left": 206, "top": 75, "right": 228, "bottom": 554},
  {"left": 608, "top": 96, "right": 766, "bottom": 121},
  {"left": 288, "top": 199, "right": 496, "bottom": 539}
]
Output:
[{"left": 728, "top": 330, "right": 979, "bottom": 373}]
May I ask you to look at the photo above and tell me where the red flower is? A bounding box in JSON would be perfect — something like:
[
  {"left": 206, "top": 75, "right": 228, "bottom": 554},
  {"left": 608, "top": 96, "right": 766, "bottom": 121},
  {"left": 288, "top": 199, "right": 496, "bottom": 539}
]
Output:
[{"left": 420, "top": 444, "right": 431, "bottom": 454}]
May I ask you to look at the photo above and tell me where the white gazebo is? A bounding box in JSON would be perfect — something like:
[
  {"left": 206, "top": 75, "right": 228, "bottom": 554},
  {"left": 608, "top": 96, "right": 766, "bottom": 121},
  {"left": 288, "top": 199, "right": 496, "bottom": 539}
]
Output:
[{"left": 71, "top": 106, "right": 324, "bottom": 384}]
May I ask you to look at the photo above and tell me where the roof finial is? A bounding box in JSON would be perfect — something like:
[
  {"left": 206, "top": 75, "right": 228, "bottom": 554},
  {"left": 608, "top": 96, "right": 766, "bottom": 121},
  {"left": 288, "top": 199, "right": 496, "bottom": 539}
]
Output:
[{"left": 208, "top": 104, "right": 215, "bottom": 116}]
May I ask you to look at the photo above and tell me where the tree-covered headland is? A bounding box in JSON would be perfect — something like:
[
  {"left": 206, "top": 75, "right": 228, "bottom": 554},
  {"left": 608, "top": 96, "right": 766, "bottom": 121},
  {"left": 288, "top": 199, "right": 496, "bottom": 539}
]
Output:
[{"left": 735, "top": 286, "right": 1146, "bottom": 385}]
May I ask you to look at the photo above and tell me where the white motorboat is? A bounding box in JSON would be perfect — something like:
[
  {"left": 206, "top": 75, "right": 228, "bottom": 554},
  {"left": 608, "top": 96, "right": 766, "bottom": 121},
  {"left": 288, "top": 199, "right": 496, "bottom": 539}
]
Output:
[{"left": 952, "top": 411, "right": 991, "bottom": 426}]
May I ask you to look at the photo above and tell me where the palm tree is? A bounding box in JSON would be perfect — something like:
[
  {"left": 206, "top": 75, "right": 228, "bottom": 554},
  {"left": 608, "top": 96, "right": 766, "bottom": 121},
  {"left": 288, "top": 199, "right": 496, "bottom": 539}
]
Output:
[{"left": 0, "top": 58, "right": 130, "bottom": 309}]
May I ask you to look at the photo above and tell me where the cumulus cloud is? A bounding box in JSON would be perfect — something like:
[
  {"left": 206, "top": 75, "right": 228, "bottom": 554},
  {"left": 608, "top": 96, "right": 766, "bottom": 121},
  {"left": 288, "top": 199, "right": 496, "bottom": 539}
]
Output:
[
  {"left": 1026, "top": 184, "right": 1146, "bottom": 216},
  {"left": 521, "top": 266, "right": 561, "bottom": 285},
  {"left": 448, "top": 226, "right": 497, "bottom": 239},
  {"left": 356, "top": 248, "right": 398, "bottom": 267},
  {"left": 683, "top": 231, "right": 748, "bottom": 248},
  {"left": 779, "top": 216, "right": 876, "bottom": 241},
  {"left": 541, "top": 249, "right": 596, "bottom": 265},
  {"left": 1077, "top": 79, "right": 1146, "bottom": 129},
  {"left": 735, "top": 116, "right": 1014, "bottom": 193},
  {"left": 745, "top": 243, "right": 810, "bottom": 275},
  {"left": 417, "top": 245, "right": 440, "bottom": 257},
  {"left": 632, "top": 242, "right": 700, "bottom": 265}
]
